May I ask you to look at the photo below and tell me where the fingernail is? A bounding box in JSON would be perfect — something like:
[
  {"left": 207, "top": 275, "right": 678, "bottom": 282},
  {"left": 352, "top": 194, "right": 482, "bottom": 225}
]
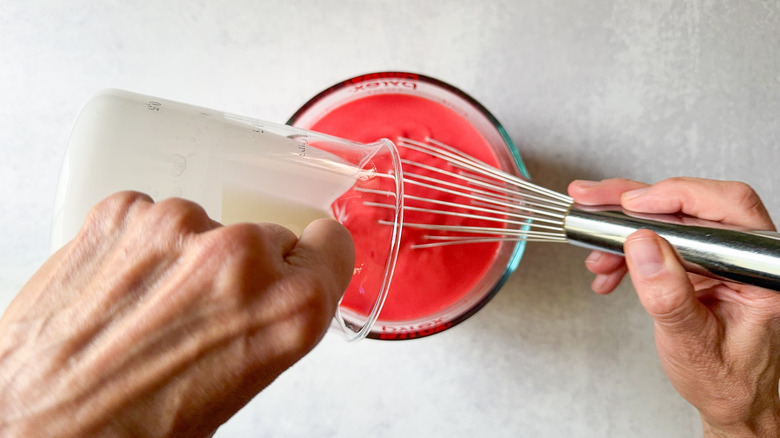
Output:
[
  {"left": 592, "top": 274, "right": 608, "bottom": 291},
  {"left": 585, "top": 251, "right": 602, "bottom": 264},
  {"left": 625, "top": 236, "right": 665, "bottom": 276},
  {"left": 573, "top": 179, "right": 601, "bottom": 188},
  {"left": 622, "top": 187, "right": 649, "bottom": 200}
]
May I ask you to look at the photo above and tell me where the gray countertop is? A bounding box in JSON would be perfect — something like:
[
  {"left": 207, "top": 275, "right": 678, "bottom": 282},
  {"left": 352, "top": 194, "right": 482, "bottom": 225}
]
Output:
[{"left": 2, "top": 1, "right": 778, "bottom": 436}]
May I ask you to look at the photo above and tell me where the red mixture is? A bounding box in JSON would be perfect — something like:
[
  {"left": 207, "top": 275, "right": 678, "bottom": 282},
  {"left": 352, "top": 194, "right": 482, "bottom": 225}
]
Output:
[{"left": 307, "top": 94, "right": 501, "bottom": 321}]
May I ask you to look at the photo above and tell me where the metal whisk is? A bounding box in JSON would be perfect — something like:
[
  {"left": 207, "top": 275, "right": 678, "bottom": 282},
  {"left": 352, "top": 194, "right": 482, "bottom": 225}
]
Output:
[{"left": 389, "top": 137, "right": 780, "bottom": 292}]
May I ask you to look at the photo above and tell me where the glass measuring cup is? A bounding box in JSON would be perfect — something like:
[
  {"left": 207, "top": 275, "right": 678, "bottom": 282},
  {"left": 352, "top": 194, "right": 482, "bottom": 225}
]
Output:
[
  {"left": 51, "top": 89, "right": 403, "bottom": 341},
  {"left": 289, "top": 72, "right": 530, "bottom": 340}
]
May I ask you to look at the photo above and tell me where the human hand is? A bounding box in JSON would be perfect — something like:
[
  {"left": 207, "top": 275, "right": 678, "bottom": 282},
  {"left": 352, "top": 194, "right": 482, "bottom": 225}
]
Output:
[
  {"left": 569, "top": 177, "right": 780, "bottom": 437},
  {"left": 0, "top": 192, "right": 355, "bottom": 437}
]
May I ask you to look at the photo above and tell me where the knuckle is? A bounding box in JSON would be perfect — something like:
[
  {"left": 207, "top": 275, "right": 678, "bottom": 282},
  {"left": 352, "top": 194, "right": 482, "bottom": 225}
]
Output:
[
  {"left": 80, "top": 191, "right": 153, "bottom": 237},
  {"left": 146, "top": 198, "right": 213, "bottom": 236},
  {"left": 654, "top": 176, "right": 692, "bottom": 192},
  {"left": 661, "top": 176, "right": 690, "bottom": 185},
  {"left": 725, "top": 181, "right": 774, "bottom": 229},
  {"left": 730, "top": 181, "right": 762, "bottom": 210},
  {"left": 642, "top": 288, "right": 686, "bottom": 320},
  {"left": 87, "top": 191, "right": 151, "bottom": 220}
]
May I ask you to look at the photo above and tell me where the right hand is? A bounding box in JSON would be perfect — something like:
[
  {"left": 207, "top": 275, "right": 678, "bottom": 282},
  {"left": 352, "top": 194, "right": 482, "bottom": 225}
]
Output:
[
  {"left": 0, "top": 191, "right": 355, "bottom": 437},
  {"left": 569, "top": 177, "right": 780, "bottom": 437}
]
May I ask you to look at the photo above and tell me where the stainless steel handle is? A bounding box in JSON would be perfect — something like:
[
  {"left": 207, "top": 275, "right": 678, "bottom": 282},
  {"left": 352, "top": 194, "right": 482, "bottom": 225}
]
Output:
[{"left": 563, "top": 205, "right": 780, "bottom": 292}]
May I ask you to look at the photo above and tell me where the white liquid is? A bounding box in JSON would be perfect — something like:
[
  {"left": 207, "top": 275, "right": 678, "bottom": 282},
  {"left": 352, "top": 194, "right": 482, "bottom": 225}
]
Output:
[
  {"left": 218, "top": 148, "right": 357, "bottom": 235},
  {"left": 221, "top": 183, "right": 333, "bottom": 236},
  {"left": 52, "top": 89, "right": 359, "bottom": 250}
]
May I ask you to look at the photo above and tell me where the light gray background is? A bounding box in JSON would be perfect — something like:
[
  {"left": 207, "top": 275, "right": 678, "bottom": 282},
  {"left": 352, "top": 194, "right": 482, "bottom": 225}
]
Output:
[{"left": 2, "top": 1, "right": 779, "bottom": 436}]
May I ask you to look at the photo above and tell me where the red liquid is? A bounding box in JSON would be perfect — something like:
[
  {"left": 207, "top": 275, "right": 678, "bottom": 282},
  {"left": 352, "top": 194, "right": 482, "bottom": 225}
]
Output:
[{"left": 308, "top": 94, "right": 500, "bottom": 322}]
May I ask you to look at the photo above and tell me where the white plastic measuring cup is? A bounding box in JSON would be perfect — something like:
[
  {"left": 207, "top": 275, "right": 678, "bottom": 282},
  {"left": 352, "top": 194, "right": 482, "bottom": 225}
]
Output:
[{"left": 51, "top": 89, "right": 403, "bottom": 341}]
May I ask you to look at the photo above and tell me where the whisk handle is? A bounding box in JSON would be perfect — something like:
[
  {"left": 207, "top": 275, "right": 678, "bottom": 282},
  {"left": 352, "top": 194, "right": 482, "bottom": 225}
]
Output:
[{"left": 563, "top": 206, "right": 780, "bottom": 292}]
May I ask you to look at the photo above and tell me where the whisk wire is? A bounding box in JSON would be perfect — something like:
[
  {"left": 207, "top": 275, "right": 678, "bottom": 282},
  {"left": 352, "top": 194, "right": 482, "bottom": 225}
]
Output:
[
  {"left": 386, "top": 137, "right": 572, "bottom": 247},
  {"left": 402, "top": 137, "right": 572, "bottom": 204},
  {"left": 402, "top": 175, "right": 566, "bottom": 222}
]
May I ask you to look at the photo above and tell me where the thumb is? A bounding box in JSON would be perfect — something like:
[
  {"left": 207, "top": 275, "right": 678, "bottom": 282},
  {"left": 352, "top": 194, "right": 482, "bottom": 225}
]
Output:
[
  {"left": 624, "top": 230, "right": 709, "bottom": 334},
  {"left": 293, "top": 218, "right": 355, "bottom": 299}
]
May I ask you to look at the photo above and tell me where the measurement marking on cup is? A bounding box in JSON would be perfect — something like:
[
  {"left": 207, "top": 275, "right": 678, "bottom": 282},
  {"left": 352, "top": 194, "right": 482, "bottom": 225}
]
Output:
[
  {"left": 169, "top": 154, "right": 187, "bottom": 177},
  {"left": 297, "top": 138, "right": 308, "bottom": 157}
]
